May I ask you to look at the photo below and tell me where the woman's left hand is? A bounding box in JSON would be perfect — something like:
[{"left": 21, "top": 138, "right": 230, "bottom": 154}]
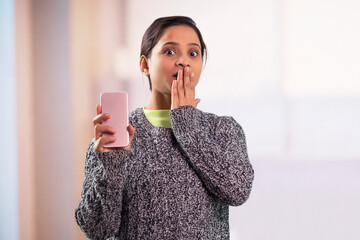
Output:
[{"left": 171, "top": 67, "right": 201, "bottom": 109}]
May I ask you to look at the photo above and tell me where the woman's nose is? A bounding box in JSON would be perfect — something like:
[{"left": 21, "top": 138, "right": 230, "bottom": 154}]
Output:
[{"left": 176, "top": 56, "right": 190, "bottom": 67}]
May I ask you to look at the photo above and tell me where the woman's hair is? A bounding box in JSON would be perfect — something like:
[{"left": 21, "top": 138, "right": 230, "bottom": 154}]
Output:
[{"left": 140, "top": 16, "right": 207, "bottom": 90}]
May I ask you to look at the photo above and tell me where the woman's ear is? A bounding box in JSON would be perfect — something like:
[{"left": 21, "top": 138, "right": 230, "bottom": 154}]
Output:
[{"left": 139, "top": 55, "right": 150, "bottom": 76}]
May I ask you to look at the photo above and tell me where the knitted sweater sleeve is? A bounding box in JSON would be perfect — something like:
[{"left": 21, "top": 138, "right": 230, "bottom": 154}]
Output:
[
  {"left": 75, "top": 140, "right": 130, "bottom": 239},
  {"left": 170, "top": 106, "right": 254, "bottom": 206}
]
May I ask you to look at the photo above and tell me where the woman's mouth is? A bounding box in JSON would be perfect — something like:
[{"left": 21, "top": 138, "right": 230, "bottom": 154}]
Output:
[{"left": 172, "top": 73, "right": 178, "bottom": 80}]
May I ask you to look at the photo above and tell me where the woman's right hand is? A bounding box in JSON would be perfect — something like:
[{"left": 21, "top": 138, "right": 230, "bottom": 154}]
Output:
[{"left": 93, "top": 104, "right": 135, "bottom": 152}]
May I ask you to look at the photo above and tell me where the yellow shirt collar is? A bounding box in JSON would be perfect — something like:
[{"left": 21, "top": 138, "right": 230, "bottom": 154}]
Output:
[{"left": 143, "top": 107, "right": 172, "bottom": 128}]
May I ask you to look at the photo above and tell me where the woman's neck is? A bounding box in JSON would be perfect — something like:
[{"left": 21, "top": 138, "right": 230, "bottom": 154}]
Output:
[{"left": 146, "top": 91, "right": 171, "bottom": 110}]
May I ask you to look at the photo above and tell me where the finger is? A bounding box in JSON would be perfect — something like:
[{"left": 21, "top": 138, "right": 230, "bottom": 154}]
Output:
[
  {"left": 94, "top": 124, "right": 116, "bottom": 140},
  {"left": 171, "top": 80, "right": 179, "bottom": 109},
  {"left": 99, "top": 135, "right": 117, "bottom": 148},
  {"left": 127, "top": 125, "right": 136, "bottom": 137},
  {"left": 190, "top": 72, "right": 196, "bottom": 101},
  {"left": 127, "top": 125, "right": 136, "bottom": 144},
  {"left": 93, "top": 138, "right": 102, "bottom": 151},
  {"left": 177, "top": 69, "right": 185, "bottom": 98},
  {"left": 122, "top": 125, "right": 136, "bottom": 150},
  {"left": 184, "top": 67, "right": 191, "bottom": 98},
  {"left": 94, "top": 135, "right": 116, "bottom": 152},
  {"left": 93, "top": 113, "right": 110, "bottom": 126},
  {"left": 194, "top": 98, "right": 201, "bottom": 109},
  {"left": 96, "top": 104, "right": 102, "bottom": 115}
]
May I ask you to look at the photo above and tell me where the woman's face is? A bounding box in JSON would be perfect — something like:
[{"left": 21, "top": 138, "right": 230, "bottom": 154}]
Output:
[{"left": 146, "top": 25, "right": 203, "bottom": 94}]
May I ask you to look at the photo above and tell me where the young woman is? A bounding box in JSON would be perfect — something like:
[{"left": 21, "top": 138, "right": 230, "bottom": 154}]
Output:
[{"left": 75, "top": 16, "right": 254, "bottom": 239}]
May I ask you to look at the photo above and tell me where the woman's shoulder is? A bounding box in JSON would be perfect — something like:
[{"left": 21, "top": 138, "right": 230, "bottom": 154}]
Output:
[
  {"left": 129, "top": 107, "right": 144, "bottom": 126},
  {"left": 198, "top": 108, "right": 239, "bottom": 125}
]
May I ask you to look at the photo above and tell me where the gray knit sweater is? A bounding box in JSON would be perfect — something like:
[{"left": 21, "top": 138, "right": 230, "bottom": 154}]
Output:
[{"left": 75, "top": 106, "right": 254, "bottom": 240}]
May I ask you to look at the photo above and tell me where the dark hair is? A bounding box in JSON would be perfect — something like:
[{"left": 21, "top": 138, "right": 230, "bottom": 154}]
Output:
[{"left": 140, "top": 16, "right": 207, "bottom": 90}]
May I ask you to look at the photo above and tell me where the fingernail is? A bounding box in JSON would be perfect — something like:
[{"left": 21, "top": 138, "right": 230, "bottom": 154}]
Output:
[
  {"left": 186, "top": 67, "right": 189, "bottom": 72},
  {"left": 191, "top": 72, "right": 195, "bottom": 78}
]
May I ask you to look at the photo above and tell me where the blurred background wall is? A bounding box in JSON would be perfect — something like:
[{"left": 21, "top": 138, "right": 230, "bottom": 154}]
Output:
[
  {"left": 1, "top": 0, "right": 359, "bottom": 239},
  {"left": 1, "top": 0, "right": 18, "bottom": 239}
]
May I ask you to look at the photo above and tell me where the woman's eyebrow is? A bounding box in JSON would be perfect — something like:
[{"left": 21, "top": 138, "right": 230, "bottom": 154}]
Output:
[{"left": 161, "top": 42, "right": 201, "bottom": 49}]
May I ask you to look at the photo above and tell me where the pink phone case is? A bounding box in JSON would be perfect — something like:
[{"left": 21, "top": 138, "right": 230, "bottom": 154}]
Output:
[{"left": 100, "top": 92, "right": 129, "bottom": 148}]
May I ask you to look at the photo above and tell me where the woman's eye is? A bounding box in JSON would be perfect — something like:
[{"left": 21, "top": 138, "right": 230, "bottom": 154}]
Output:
[
  {"left": 190, "top": 51, "right": 199, "bottom": 57},
  {"left": 165, "top": 49, "right": 175, "bottom": 55}
]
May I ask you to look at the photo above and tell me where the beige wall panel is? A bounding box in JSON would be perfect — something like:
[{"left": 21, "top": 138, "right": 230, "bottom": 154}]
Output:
[{"left": 16, "top": 0, "right": 36, "bottom": 239}]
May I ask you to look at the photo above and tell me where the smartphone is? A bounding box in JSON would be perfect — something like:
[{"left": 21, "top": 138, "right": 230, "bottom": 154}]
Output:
[{"left": 100, "top": 92, "right": 129, "bottom": 148}]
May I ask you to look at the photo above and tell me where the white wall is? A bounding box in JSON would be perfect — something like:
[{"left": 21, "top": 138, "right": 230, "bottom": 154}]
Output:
[
  {"left": 230, "top": 160, "right": 360, "bottom": 240},
  {"left": 0, "top": 0, "right": 18, "bottom": 239},
  {"left": 124, "top": 0, "right": 360, "bottom": 162}
]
